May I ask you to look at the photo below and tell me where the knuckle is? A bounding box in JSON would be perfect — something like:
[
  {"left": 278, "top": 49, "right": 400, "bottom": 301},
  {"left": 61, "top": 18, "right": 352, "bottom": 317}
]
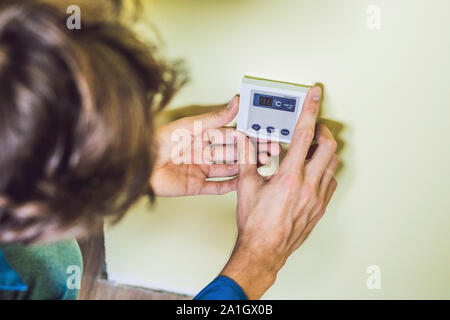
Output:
[
  {"left": 315, "top": 208, "right": 326, "bottom": 221},
  {"left": 301, "top": 182, "right": 324, "bottom": 208},
  {"left": 329, "top": 140, "right": 338, "bottom": 152},
  {"left": 330, "top": 177, "right": 338, "bottom": 189},
  {"left": 233, "top": 130, "right": 247, "bottom": 142},
  {"left": 297, "top": 128, "right": 315, "bottom": 143},
  {"left": 322, "top": 137, "right": 337, "bottom": 153},
  {"left": 325, "top": 166, "right": 336, "bottom": 177},
  {"left": 332, "top": 154, "right": 339, "bottom": 164},
  {"left": 209, "top": 145, "right": 216, "bottom": 158},
  {"left": 316, "top": 125, "right": 337, "bottom": 152},
  {"left": 304, "top": 101, "right": 319, "bottom": 115}
]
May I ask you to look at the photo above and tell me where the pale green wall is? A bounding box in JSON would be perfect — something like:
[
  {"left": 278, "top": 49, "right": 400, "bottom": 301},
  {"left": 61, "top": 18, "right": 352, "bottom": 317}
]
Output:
[{"left": 105, "top": 0, "right": 450, "bottom": 299}]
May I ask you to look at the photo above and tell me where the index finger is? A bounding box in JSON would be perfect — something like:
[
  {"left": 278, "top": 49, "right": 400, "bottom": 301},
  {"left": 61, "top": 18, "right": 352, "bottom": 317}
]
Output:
[
  {"left": 281, "top": 86, "right": 322, "bottom": 173},
  {"left": 185, "top": 96, "right": 239, "bottom": 131}
]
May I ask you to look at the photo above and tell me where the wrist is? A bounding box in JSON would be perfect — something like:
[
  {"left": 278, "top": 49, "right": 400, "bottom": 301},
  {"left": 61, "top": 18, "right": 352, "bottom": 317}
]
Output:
[{"left": 220, "top": 240, "right": 281, "bottom": 299}]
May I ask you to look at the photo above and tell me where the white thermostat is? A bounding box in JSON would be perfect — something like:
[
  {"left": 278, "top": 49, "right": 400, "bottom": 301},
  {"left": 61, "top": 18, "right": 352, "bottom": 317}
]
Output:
[{"left": 237, "top": 75, "right": 311, "bottom": 143}]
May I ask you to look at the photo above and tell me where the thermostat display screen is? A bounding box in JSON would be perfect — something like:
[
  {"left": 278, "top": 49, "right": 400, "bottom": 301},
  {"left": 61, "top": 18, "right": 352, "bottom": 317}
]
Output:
[
  {"left": 253, "top": 93, "right": 296, "bottom": 112},
  {"left": 259, "top": 96, "right": 273, "bottom": 106}
]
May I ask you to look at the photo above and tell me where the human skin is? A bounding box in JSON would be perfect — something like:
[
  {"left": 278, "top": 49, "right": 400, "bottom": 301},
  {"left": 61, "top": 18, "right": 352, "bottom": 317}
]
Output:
[
  {"left": 151, "top": 86, "right": 338, "bottom": 299},
  {"left": 220, "top": 86, "right": 339, "bottom": 299},
  {"left": 150, "top": 96, "right": 281, "bottom": 197}
]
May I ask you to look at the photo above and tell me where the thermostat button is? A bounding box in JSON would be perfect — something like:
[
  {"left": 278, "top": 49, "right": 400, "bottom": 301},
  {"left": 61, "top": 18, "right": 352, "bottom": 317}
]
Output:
[
  {"left": 266, "top": 126, "right": 275, "bottom": 133},
  {"left": 281, "top": 129, "right": 290, "bottom": 136},
  {"left": 251, "top": 124, "right": 261, "bottom": 131}
]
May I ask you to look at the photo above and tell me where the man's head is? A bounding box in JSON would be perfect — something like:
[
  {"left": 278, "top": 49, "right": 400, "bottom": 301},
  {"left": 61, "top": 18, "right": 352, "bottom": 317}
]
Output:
[{"left": 0, "top": 0, "right": 183, "bottom": 243}]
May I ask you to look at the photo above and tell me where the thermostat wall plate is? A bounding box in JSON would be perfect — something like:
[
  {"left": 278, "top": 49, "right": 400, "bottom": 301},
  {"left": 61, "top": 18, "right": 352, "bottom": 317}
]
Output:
[{"left": 237, "top": 75, "right": 311, "bottom": 143}]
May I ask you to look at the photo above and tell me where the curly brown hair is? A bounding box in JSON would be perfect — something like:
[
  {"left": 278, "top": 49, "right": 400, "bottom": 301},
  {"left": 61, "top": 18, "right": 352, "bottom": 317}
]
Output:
[{"left": 0, "top": 0, "right": 185, "bottom": 244}]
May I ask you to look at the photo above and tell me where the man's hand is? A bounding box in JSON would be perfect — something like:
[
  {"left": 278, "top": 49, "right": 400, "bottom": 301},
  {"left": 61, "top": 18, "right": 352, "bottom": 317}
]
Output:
[
  {"left": 150, "top": 96, "right": 281, "bottom": 197},
  {"left": 220, "top": 86, "right": 339, "bottom": 299}
]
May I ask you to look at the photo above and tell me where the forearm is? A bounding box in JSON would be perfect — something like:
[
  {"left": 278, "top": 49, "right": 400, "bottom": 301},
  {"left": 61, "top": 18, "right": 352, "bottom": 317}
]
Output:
[{"left": 220, "top": 240, "right": 281, "bottom": 300}]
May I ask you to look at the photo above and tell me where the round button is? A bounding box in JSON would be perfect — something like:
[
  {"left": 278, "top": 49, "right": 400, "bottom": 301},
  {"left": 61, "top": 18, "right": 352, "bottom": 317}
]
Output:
[
  {"left": 251, "top": 124, "right": 261, "bottom": 131},
  {"left": 281, "top": 129, "right": 290, "bottom": 136},
  {"left": 266, "top": 126, "right": 275, "bottom": 133}
]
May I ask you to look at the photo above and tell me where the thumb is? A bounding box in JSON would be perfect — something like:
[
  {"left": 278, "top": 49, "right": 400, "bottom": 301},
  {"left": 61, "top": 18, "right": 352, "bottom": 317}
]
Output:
[{"left": 190, "top": 95, "right": 239, "bottom": 130}]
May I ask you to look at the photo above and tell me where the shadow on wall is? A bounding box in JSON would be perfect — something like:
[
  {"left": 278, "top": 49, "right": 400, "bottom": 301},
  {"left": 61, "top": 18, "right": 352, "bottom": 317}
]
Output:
[{"left": 315, "top": 82, "right": 346, "bottom": 176}]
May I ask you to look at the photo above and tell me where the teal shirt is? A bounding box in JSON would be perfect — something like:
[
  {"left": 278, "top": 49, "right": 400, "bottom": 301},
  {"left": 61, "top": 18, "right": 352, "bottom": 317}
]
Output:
[
  {"left": 0, "top": 240, "right": 247, "bottom": 300},
  {"left": 0, "top": 240, "right": 82, "bottom": 300}
]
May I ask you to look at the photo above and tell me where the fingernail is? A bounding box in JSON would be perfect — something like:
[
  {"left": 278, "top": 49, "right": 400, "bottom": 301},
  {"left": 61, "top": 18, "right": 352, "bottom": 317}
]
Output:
[{"left": 311, "top": 86, "right": 322, "bottom": 101}]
